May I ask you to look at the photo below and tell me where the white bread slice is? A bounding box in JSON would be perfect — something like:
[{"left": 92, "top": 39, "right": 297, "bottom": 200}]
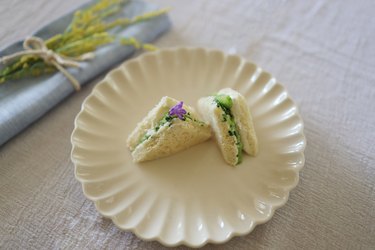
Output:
[
  {"left": 198, "top": 96, "right": 239, "bottom": 166},
  {"left": 127, "top": 96, "right": 196, "bottom": 151},
  {"left": 218, "top": 88, "right": 258, "bottom": 156},
  {"left": 127, "top": 96, "right": 211, "bottom": 163},
  {"left": 131, "top": 119, "right": 211, "bottom": 162}
]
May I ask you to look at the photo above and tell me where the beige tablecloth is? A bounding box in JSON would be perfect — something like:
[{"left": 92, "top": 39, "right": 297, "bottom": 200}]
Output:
[{"left": 1, "top": 0, "right": 374, "bottom": 249}]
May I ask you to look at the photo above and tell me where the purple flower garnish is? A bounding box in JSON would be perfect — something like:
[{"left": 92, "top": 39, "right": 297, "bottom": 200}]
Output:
[{"left": 169, "top": 101, "right": 187, "bottom": 120}]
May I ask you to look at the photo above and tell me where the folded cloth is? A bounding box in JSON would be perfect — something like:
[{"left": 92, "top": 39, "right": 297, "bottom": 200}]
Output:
[{"left": 0, "top": 0, "right": 171, "bottom": 146}]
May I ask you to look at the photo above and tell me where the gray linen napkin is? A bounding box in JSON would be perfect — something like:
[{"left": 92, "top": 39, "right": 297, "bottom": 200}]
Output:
[{"left": 0, "top": 0, "right": 171, "bottom": 146}]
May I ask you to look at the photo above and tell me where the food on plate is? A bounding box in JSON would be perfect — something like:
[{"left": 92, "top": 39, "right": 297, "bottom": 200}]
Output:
[
  {"left": 198, "top": 88, "right": 258, "bottom": 166},
  {"left": 127, "top": 96, "right": 211, "bottom": 162}
]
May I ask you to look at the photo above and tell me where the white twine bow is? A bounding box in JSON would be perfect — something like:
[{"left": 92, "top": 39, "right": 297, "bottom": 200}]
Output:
[{"left": 0, "top": 36, "right": 95, "bottom": 91}]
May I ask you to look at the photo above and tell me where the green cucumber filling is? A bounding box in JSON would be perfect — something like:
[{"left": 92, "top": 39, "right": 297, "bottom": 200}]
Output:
[
  {"left": 214, "top": 94, "right": 243, "bottom": 164},
  {"left": 138, "top": 111, "right": 205, "bottom": 146},
  {"left": 138, "top": 113, "right": 173, "bottom": 145}
]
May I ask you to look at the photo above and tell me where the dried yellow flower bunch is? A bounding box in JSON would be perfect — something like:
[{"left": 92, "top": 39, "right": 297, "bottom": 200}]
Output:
[{"left": 0, "top": 0, "right": 168, "bottom": 83}]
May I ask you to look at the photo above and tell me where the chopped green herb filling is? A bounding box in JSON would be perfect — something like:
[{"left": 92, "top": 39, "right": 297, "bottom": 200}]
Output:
[
  {"left": 138, "top": 113, "right": 173, "bottom": 144},
  {"left": 138, "top": 109, "right": 206, "bottom": 145},
  {"left": 214, "top": 94, "right": 243, "bottom": 164}
]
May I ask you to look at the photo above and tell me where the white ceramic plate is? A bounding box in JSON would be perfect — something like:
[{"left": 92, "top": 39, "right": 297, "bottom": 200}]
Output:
[{"left": 71, "top": 47, "right": 305, "bottom": 247}]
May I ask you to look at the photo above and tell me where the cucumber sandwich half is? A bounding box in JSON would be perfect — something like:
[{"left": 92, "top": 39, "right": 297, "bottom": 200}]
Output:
[
  {"left": 198, "top": 88, "right": 258, "bottom": 166},
  {"left": 127, "top": 96, "right": 211, "bottom": 163}
]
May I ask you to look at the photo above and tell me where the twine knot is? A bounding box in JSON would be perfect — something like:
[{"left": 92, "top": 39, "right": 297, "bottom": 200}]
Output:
[
  {"left": 44, "top": 50, "right": 55, "bottom": 62},
  {"left": 0, "top": 36, "right": 95, "bottom": 91}
]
